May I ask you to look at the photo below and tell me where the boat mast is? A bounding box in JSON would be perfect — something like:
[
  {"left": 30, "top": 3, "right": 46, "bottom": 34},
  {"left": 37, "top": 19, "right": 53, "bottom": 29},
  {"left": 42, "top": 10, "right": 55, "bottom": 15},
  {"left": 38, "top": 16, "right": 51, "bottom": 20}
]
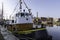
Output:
[{"left": 19, "top": 0, "right": 22, "bottom": 12}]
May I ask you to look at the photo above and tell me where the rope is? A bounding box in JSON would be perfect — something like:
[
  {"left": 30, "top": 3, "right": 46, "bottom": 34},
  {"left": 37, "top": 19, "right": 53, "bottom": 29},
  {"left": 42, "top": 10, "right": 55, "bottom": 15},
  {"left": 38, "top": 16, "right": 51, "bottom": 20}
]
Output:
[{"left": 9, "top": 2, "right": 19, "bottom": 19}]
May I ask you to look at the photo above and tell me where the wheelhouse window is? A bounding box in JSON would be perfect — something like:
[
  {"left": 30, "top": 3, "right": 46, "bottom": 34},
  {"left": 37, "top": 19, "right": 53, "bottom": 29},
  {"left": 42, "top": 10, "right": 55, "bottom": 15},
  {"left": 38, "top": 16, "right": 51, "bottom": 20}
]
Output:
[
  {"left": 26, "top": 13, "right": 29, "bottom": 16},
  {"left": 21, "top": 13, "right": 24, "bottom": 17},
  {"left": 16, "top": 13, "right": 31, "bottom": 17},
  {"left": 16, "top": 13, "right": 19, "bottom": 17},
  {"left": 29, "top": 13, "right": 31, "bottom": 15},
  {"left": 12, "top": 20, "right": 14, "bottom": 23},
  {"left": 16, "top": 13, "right": 21, "bottom": 17}
]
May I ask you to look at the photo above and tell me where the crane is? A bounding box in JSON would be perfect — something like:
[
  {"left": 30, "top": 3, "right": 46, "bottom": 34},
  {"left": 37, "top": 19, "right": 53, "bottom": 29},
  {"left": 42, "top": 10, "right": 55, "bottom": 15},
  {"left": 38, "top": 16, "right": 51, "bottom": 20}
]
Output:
[
  {"left": 9, "top": 0, "right": 31, "bottom": 19},
  {"left": 23, "top": 0, "right": 31, "bottom": 13}
]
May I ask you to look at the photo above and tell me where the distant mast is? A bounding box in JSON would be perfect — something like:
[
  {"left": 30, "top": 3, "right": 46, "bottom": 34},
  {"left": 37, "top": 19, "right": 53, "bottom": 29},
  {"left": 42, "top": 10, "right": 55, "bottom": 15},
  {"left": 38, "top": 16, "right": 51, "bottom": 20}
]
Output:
[
  {"left": 37, "top": 12, "right": 38, "bottom": 18},
  {"left": 2, "top": 3, "right": 3, "bottom": 20}
]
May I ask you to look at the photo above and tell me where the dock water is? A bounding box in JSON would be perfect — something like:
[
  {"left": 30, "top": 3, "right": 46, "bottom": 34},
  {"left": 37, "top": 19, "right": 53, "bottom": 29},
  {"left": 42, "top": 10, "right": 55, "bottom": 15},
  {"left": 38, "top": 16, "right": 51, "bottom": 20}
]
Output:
[
  {"left": 13, "top": 28, "right": 52, "bottom": 40},
  {"left": 0, "top": 31, "right": 4, "bottom": 40}
]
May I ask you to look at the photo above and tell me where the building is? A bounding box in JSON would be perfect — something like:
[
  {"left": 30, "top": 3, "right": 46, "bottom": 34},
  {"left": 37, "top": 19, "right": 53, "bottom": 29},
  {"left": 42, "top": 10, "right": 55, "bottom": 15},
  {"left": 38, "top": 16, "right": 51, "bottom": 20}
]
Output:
[
  {"left": 47, "top": 17, "right": 53, "bottom": 27},
  {"left": 41, "top": 17, "right": 47, "bottom": 26},
  {"left": 56, "top": 18, "right": 60, "bottom": 26}
]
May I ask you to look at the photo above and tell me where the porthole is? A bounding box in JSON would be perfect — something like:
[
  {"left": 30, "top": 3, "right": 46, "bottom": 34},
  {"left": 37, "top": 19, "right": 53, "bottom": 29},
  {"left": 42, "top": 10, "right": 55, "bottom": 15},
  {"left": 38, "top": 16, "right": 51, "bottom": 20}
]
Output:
[{"left": 26, "top": 18, "right": 28, "bottom": 20}]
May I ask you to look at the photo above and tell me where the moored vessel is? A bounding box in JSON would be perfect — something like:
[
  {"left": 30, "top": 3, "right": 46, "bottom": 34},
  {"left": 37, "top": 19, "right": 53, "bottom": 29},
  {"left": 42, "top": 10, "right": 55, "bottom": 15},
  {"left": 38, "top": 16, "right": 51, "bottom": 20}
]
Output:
[{"left": 5, "top": 0, "right": 52, "bottom": 40}]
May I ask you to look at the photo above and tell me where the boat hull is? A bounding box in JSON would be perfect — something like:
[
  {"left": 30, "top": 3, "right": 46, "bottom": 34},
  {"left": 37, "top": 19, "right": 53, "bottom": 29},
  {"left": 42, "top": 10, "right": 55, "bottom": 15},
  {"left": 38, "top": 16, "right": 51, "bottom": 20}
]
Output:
[{"left": 7, "top": 23, "right": 33, "bottom": 31}]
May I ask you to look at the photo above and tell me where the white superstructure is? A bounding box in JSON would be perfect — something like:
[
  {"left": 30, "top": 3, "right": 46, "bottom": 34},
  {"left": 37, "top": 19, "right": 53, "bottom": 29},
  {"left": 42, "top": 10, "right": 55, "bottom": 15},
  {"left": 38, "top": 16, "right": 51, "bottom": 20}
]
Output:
[
  {"left": 6, "top": 0, "right": 33, "bottom": 31},
  {"left": 7, "top": 0, "right": 33, "bottom": 25},
  {"left": 13, "top": 11, "right": 33, "bottom": 24}
]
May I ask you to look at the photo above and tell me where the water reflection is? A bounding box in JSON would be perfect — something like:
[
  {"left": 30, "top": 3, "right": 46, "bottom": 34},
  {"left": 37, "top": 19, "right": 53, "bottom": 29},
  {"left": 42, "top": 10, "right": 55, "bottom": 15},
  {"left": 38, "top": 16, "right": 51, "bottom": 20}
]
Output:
[{"left": 46, "top": 26, "right": 60, "bottom": 40}]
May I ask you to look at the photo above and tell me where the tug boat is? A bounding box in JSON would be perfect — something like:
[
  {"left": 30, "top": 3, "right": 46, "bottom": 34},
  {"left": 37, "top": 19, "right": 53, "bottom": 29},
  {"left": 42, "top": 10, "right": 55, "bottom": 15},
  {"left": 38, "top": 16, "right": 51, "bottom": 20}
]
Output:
[
  {"left": 5, "top": 0, "right": 52, "bottom": 40},
  {"left": 7, "top": 0, "right": 33, "bottom": 31},
  {"left": 12, "top": 10, "right": 33, "bottom": 31}
]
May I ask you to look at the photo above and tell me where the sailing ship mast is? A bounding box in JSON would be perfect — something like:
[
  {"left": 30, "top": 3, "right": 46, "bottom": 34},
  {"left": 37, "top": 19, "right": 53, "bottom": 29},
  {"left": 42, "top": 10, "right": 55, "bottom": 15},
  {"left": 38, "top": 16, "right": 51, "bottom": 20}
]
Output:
[{"left": 2, "top": 3, "right": 3, "bottom": 20}]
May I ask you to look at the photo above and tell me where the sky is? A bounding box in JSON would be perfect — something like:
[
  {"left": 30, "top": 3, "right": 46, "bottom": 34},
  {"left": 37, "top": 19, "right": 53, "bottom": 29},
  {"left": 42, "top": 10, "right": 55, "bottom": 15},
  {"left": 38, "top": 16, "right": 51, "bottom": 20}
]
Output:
[{"left": 0, "top": 0, "right": 60, "bottom": 19}]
